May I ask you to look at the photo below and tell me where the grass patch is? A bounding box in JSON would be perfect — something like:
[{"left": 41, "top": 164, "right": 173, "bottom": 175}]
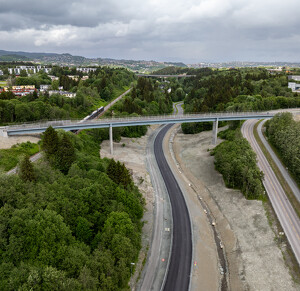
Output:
[
  {"left": 0, "top": 81, "right": 7, "bottom": 87},
  {"left": 253, "top": 121, "right": 300, "bottom": 219},
  {"left": 112, "top": 86, "right": 130, "bottom": 100},
  {"left": 0, "top": 142, "right": 39, "bottom": 171}
]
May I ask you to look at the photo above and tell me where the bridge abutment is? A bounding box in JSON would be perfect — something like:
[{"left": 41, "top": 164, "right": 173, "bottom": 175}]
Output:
[
  {"left": 212, "top": 119, "right": 218, "bottom": 145},
  {"left": 0, "top": 127, "right": 8, "bottom": 138}
]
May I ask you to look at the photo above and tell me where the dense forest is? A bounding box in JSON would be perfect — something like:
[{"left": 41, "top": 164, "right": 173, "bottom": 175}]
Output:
[
  {"left": 0, "top": 127, "right": 144, "bottom": 290},
  {"left": 0, "top": 67, "right": 135, "bottom": 124},
  {"left": 168, "top": 67, "right": 300, "bottom": 134},
  {"left": 103, "top": 76, "right": 174, "bottom": 139},
  {"left": 266, "top": 113, "right": 300, "bottom": 185}
]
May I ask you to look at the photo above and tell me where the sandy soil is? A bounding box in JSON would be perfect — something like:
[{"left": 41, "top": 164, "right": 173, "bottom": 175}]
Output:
[
  {"left": 173, "top": 125, "right": 299, "bottom": 291},
  {"left": 0, "top": 135, "right": 40, "bottom": 149}
]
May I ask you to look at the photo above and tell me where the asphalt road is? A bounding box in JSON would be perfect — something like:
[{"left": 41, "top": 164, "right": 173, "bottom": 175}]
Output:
[
  {"left": 154, "top": 123, "right": 192, "bottom": 291},
  {"left": 242, "top": 119, "right": 300, "bottom": 266},
  {"left": 139, "top": 125, "right": 172, "bottom": 291},
  {"left": 173, "top": 102, "right": 184, "bottom": 115}
]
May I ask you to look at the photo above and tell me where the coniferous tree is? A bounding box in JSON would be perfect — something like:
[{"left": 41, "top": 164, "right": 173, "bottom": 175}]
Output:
[
  {"left": 107, "top": 159, "right": 118, "bottom": 183},
  {"left": 118, "top": 162, "right": 132, "bottom": 188},
  {"left": 56, "top": 133, "right": 76, "bottom": 174},
  {"left": 19, "top": 155, "right": 35, "bottom": 182},
  {"left": 107, "top": 159, "right": 132, "bottom": 188},
  {"left": 42, "top": 126, "right": 59, "bottom": 159}
]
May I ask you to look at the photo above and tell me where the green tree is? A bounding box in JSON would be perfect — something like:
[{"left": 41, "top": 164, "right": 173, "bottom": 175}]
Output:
[
  {"left": 20, "top": 70, "right": 28, "bottom": 77},
  {"left": 42, "top": 126, "right": 59, "bottom": 159},
  {"left": 19, "top": 155, "right": 35, "bottom": 182},
  {"left": 56, "top": 133, "right": 76, "bottom": 174},
  {"left": 107, "top": 159, "right": 132, "bottom": 188}
]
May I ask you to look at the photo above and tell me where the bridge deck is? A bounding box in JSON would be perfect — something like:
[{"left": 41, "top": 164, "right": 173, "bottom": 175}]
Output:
[{"left": 1, "top": 112, "right": 275, "bottom": 136}]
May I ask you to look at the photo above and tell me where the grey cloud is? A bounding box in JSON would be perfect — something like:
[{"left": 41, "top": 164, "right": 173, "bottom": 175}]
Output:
[{"left": 1, "top": 0, "right": 300, "bottom": 62}]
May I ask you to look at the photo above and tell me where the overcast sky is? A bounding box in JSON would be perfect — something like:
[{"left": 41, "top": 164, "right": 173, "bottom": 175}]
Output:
[{"left": 1, "top": 0, "right": 300, "bottom": 63}]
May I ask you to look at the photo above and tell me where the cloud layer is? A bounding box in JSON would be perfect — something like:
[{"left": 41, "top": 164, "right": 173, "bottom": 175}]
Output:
[{"left": 1, "top": 0, "right": 300, "bottom": 63}]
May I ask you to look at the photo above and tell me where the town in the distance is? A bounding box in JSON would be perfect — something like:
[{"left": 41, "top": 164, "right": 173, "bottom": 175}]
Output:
[{"left": 0, "top": 49, "right": 300, "bottom": 291}]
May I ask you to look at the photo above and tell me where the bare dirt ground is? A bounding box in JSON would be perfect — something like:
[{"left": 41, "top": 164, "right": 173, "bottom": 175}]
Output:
[
  {"left": 173, "top": 125, "right": 299, "bottom": 291},
  {"left": 0, "top": 135, "right": 40, "bottom": 149}
]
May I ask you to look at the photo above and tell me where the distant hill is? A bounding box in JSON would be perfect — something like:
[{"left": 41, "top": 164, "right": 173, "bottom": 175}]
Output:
[
  {"left": 0, "top": 54, "right": 31, "bottom": 62},
  {"left": 0, "top": 50, "right": 187, "bottom": 72},
  {"left": 152, "top": 66, "right": 187, "bottom": 75}
]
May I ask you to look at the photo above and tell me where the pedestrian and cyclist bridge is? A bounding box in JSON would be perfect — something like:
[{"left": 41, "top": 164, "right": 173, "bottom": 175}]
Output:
[{"left": 0, "top": 111, "right": 275, "bottom": 154}]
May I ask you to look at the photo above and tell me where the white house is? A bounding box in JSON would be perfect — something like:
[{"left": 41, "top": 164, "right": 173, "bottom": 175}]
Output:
[
  {"left": 288, "top": 82, "right": 300, "bottom": 92},
  {"left": 48, "top": 90, "right": 76, "bottom": 98},
  {"left": 40, "top": 84, "right": 51, "bottom": 92},
  {"left": 288, "top": 75, "right": 300, "bottom": 81}
]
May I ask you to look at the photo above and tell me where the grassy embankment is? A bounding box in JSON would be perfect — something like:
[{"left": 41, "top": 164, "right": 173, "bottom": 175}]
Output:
[{"left": 0, "top": 142, "right": 40, "bottom": 171}]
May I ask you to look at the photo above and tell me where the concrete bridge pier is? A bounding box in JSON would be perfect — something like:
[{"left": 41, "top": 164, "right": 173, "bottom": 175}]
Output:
[
  {"left": 212, "top": 118, "right": 218, "bottom": 145},
  {"left": 0, "top": 127, "right": 8, "bottom": 138},
  {"left": 109, "top": 124, "right": 113, "bottom": 155}
]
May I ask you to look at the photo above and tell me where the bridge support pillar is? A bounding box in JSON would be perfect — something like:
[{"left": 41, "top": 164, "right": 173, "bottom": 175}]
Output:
[
  {"left": 212, "top": 119, "right": 218, "bottom": 145},
  {"left": 109, "top": 124, "right": 113, "bottom": 155},
  {"left": 0, "top": 127, "right": 8, "bottom": 138}
]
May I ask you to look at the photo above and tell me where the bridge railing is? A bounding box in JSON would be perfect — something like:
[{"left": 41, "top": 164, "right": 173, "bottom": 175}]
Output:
[{"left": 4, "top": 111, "right": 276, "bottom": 131}]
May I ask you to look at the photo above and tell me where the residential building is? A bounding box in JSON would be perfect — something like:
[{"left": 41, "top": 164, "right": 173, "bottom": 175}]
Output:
[
  {"left": 288, "top": 82, "right": 300, "bottom": 92},
  {"left": 7, "top": 66, "right": 51, "bottom": 75},
  {"left": 48, "top": 75, "right": 59, "bottom": 81},
  {"left": 2, "top": 85, "right": 36, "bottom": 96},
  {"left": 48, "top": 90, "right": 76, "bottom": 98},
  {"left": 67, "top": 75, "right": 80, "bottom": 81},
  {"left": 288, "top": 75, "right": 300, "bottom": 81},
  {"left": 40, "top": 84, "right": 51, "bottom": 92},
  {"left": 77, "top": 67, "right": 97, "bottom": 74}
]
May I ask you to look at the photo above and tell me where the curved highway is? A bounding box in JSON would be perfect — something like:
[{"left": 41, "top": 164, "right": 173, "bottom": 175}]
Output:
[
  {"left": 154, "top": 124, "right": 192, "bottom": 291},
  {"left": 242, "top": 119, "right": 300, "bottom": 266}
]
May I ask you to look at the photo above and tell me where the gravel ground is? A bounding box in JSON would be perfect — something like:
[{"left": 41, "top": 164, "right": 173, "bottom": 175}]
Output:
[{"left": 173, "top": 125, "right": 299, "bottom": 291}]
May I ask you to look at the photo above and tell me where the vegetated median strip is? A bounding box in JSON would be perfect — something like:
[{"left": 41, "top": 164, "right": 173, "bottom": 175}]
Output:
[{"left": 253, "top": 120, "right": 300, "bottom": 219}]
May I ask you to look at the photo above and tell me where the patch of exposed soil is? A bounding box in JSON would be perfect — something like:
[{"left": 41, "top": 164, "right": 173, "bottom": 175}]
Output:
[{"left": 0, "top": 135, "right": 40, "bottom": 149}]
